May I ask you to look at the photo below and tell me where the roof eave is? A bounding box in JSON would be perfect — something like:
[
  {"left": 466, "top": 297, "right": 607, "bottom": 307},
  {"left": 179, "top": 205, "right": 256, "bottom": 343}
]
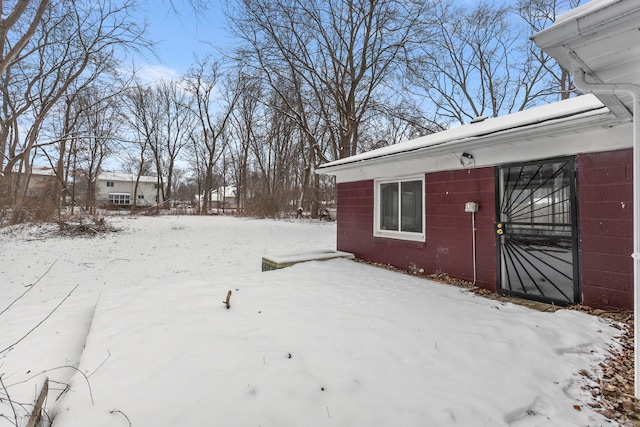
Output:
[
  {"left": 531, "top": 0, "right": 637, "bottom": 51},
  {"left": 531, "top": 0, "right": 640, "bottom": 120},
  {"left": 317, "top": 108, "right": 617, "bottom": 176}
]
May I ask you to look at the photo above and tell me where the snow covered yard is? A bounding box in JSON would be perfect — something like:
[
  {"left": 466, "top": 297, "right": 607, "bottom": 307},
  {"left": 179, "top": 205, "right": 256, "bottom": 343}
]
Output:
[{"left": 0, "top": 216, "right": 622, "bottom": 426}]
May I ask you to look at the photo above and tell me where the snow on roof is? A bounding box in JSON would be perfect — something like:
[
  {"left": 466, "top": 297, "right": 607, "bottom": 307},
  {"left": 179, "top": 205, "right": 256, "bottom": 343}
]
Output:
[
  {"left": 99, "top": 172, "right": 157, "bottom": 183},
  {"left": 31, "top": 166, "right": 57, "bottom": 176},
  {"left": 11, "top": 165, "right": 57, "bottom": 175},
  {"left": 555, "top": 0, "right": 622, "bottom": 24},
  {"left": 319, "top": 95, "right": 607, "bottom": 171},
  {"left": 211, "top": 186, "right": 237, "bottom": 201}
]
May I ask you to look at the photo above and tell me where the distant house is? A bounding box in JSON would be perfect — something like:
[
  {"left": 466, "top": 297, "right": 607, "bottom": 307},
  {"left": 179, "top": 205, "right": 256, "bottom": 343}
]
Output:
[
  {"left": 318, "top": 0, "right": 640, "bottom": 311},
  {"left": 196, "top": 185, "right": 251, "bottom": 213},
  {"left": 1, "top": 166, "right": 59, "bottom": 207},
  {"left": 96, "top": 172, "right": 157, "bottom": 208},
  {"left": 213, "top": 186, "right": 238, "bottom": 210},
  {"left": 26, "top": 166, "right": 58, "bottom": 197}
]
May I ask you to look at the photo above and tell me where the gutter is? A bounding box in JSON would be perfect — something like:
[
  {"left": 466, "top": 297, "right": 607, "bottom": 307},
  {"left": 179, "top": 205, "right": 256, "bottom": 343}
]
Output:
[
  {"left": 318, "top": 107, "right": 615, "bottom": 174},
  {"left": 532, "top": 0, "right": 634, "bottom": 49},
  {"left": 574, "top": 69, "right": 640, "bottom": 399}
]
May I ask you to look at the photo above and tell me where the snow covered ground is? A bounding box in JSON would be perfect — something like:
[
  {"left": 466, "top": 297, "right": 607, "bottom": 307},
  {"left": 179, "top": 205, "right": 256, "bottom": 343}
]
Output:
[{"left": 0, "top": 215, "right": 622, "bottom": 426}]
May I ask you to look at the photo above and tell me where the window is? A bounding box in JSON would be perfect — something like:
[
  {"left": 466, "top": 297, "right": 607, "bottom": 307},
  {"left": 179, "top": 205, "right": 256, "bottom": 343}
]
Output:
[
  {"left": 374, "top": 177, "right": 424, "bottom": 241},
  {"left": 106, "top": 181, "right": 115, "bottom": 187},
  {"left": 138, "top": 194, "right": 144, "bottom": 199},
  {"left": 108, "top": 193, "right": 131, "bottom": 205}
]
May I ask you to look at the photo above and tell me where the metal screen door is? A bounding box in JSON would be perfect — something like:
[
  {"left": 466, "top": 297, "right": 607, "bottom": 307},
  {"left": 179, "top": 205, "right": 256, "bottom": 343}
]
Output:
[{"left": 496, "top": 158, "right": 580, "bottom": 305}]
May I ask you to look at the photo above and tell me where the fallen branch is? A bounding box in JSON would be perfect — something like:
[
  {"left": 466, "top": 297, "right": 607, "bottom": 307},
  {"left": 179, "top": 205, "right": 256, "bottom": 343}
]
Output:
[
  {"left": 87, "top": 350, "right": 111, "bottom": 378},
  {"left": 0, "top": 284, "right": 79, "bottom": 354},
  {"left": 0, "top": 260, "right": 58, "bottom": 318},
  {"left": 0, "top": 375, "right": 19, "bottom": 426},
  {"left": 110, "top": 409, "right": 132, "bottom": 426},
  {"left": 25, "top": 378, "right": 48, "bottom": 427},
  {"left": 49, "top": 378, "right": 70, "bottom": 402},
  {"left": 6, "top": 364, "right": 94, "bottom": 406}
]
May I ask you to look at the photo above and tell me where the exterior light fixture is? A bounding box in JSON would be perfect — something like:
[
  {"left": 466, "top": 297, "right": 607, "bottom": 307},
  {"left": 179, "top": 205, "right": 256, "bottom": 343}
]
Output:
[{"left": 460, "top": 152, "right": 474, "bottom": 167}]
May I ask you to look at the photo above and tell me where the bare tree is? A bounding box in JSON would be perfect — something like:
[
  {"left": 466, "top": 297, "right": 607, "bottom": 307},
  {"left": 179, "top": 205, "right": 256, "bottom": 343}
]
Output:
[
  {"left": 250, "top": 92, "right": 302, "bottom": 216},
  {"left": 73, "top": 85, "right": 123, "bottom": 214},
  {"left": 0, "top": 1, "right": 51, "bottom": 77},
  {"left": 37, "top": 86, "right": 86, "bottom": 218},
  {"left": 517, "top": 0, "right": 583, "bottom": 100},
  {"left": 229, "top": 0, "right": 424, "bottom": 161},
  {"left": 359, "top": 99, "right": 438, "bottom": 152},
  {"left": 183, "top": 57, "right": 241, "bottom": 213},
  {"left": 153, "top": 80, "right": 194, "bottom": 206},
  {"left": 122, "top": 82, "right": 161, "bottom": 211},
  {"left": 228, "top": 70, "right": 263, "bottom": 215},
  {"left": 408, "top": 1, "right": 558, "bottom": 126},
  {"left": 0, "top": 0, "right": 148, "bottom": 223}
]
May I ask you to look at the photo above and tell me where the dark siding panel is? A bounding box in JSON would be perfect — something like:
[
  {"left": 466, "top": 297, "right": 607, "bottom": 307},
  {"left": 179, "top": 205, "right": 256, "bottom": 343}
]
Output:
[
  {"left": 336, "top": 181, "right": 375, "bottom": 260},
  {"left": 579, "top": 149, "right": 633, "bottom": 310},
  {"left": 335, "top": 148, "right": 633, "bottom": 311},
  {"left": 425, "top": 168, "right": 497, "bottom": 291},
  {"left": 336, "top": 167, "right": 497, "bottom": 293},
  {"left": 583, "top": 287, "right": 633, "bottom": 311},
  {"left": 581, "top": 218, "right": 631, "bottom": 238},
  {"left": 580, "top": 236, "right": 633, "bottom": 255}
]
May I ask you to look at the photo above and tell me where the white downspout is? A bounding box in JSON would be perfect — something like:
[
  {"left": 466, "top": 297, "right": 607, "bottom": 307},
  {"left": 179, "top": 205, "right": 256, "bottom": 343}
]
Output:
[{"left": 574, "top": 69, "right": 640, "bottom": 399}]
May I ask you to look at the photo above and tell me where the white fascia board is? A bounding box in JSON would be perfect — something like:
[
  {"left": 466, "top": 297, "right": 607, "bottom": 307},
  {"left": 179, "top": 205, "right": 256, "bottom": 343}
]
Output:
[
  {"left": 531, "top": 0, "right": 640, "bottom": 72},
  {"left": 324, "top": 112, "right": 631, "bottom": 183},
  {"left": 319, "top": 103, "right": 618, "bottom": 176},
  {"left": 530, "top": 0, "right": 640, "bottom": 122},
  {"left": 319, "top": 95, "right": 606, "bottom": 173},
  {"left": 532, "top": 0, "right": 637, "bottom": 49}
]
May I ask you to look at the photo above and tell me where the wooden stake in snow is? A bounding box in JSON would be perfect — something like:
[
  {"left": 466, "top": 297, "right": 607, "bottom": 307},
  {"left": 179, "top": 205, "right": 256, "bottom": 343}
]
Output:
[
  {"left": 26, "top": 377, "right": 48, "bottom": 427},
  {"left": 224, "top": 290, "right": 232, "bottom": 309}
]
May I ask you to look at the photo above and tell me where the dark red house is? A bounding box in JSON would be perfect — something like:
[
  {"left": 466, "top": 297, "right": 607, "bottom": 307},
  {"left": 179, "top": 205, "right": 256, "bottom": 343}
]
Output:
[{"left": 318, "top": 0, "right": 640, "bottom": 312}]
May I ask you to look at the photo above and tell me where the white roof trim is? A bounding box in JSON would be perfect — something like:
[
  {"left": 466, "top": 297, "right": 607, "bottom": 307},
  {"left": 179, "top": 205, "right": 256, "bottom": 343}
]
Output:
[
  {"left": 319, "top": 95, "right": 611, "bottom": 173},
  {"left": 533, "top": 0, "right": 635, "bottom": 47},
  {"left": 531, "top": 0, "right": 640, "bottom": 120},
  {"left": 99, "top": 172, "right": 157, "bottom": 183}
]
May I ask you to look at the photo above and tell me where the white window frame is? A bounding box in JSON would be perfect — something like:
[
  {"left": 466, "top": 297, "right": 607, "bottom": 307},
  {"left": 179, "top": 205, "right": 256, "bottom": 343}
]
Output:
[
  {"left": 373, "top": 175, "right": 425, "bottom": 242},
  {"left": 106, "top": 181, "right": 115, "bottom": 187},
  {"left": 108, "top": 193, "right": 131, "bottom": 205}
]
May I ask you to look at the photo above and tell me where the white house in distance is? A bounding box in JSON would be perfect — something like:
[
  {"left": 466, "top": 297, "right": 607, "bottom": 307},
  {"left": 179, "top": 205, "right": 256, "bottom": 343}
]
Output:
[
  {"left": 196, "top": 185, "right": 242, "bottom": 213},
  {"left": 211, "top": 185, "right": 240, "bottom": 211},
  {"left": 96, "top": 172, "right": 157, "bottom": 208}
]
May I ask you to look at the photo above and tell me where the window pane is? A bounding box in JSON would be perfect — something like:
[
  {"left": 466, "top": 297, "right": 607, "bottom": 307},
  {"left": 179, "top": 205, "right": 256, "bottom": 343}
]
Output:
[
  {"left": 108, "top": 194, "right": 131, "bottom": 204},
  {"left": 380, "top": 183, "right": 398, "bottom": 230},
  {"left": 401, "top": 180, "right": 422, "bottom": 232}
]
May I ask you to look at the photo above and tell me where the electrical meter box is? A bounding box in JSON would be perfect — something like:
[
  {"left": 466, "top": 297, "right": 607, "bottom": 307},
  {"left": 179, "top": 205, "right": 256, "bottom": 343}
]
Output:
[{"left": 465, "top": 202, "right": 478, "bottom": 213}]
